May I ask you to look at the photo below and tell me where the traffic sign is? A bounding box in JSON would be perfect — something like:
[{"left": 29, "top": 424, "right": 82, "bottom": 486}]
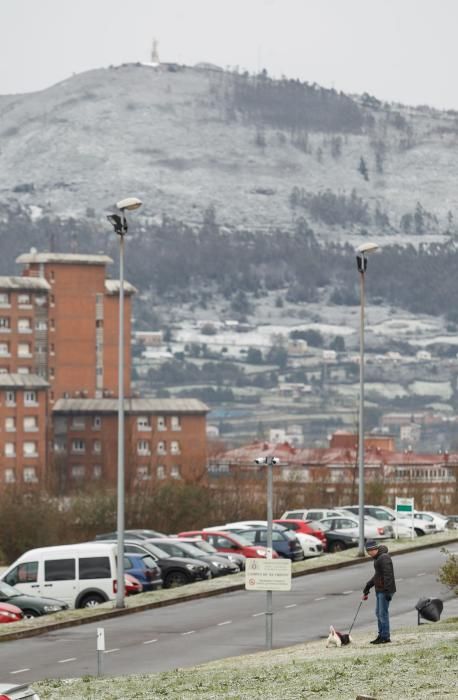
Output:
[
  {"left": 395, "top": 496, "right": 415, "bottom": 539},
  {"left": 245, "top": 558, "right": 292, "bottom": 591}
]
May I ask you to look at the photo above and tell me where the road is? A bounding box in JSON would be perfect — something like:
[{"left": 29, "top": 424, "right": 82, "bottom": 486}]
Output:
[{"left": 0, "top": 544, "right": 455, "bottom": 682}]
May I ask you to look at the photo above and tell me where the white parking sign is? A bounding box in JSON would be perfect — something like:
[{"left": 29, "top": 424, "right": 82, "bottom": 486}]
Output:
[{"left": 245, "top": 558, "right": 292, "bottom": 591}]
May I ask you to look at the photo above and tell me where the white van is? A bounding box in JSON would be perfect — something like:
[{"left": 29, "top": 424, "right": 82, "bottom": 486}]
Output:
[{"left": 0, "top": 543, "right": 118, "bottom": 609}]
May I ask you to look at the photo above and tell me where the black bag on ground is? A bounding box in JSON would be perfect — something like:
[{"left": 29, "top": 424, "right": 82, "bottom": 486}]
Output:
[{"left": 415, "top": 597, "right": 443, "bottom": 622}]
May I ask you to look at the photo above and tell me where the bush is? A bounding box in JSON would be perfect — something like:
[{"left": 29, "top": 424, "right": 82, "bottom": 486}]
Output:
[{"left": 438, "top": 548, "right": 458, "bottom": 595}]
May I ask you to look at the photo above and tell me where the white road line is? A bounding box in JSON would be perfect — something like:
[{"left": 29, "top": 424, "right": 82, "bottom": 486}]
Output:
[
  {"left": 104, "top": 648, "right": 120, "bottom": 654},
  {"left": 314, "top": 596, "right": 326, "bottom": 601},
  {"left": 58, "top": 658, "right": 77, "bottom": 664},
  {"left": 285, "top": 604, "right": 297, "bottom": 608},
  {"left": 343, "top": 590, "right": 353, "bottom": 595},
  {"left": 143, "top": 639, "right": 158, "bottom": 645},
  {"left": 218, "top": 620, "right": 232, "bottom": 626},
  {"left": 182, "top": 630, "right": 195, "bottom": 636},
  {"left": 417, "top": 572, "right": 426, "bottom": 576},
  {"left": 397, "top": 577, "right": 404, "bottom": 582},
  {"left": 10, "top": 669, "right": 30, "bottom": 675},
  {"left": 252, "top": 612, "right": 265, "bottom": 617}
]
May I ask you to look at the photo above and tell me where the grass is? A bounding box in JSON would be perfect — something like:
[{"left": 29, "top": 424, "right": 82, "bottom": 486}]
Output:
[
  {"left": 1, "top": 531, "right": 456, "bottom": 640},
  {"left": 34, "top": 616, "right": 458, "bottom": 699}
]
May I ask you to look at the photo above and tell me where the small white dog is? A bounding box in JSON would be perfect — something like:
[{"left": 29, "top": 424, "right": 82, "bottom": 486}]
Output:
[{"left": 326, "top": 625, "right": 352, "bottom": 647}]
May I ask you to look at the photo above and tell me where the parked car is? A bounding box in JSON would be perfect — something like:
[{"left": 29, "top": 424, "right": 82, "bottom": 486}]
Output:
[
  {"left": 412, "top": 512, "right": 438, "bottom": 535},
  {"left": 218, "top": 521, "right": 320, "bottom": 559},
  {"left": 307, "top": 522, "right": 359, "bottom": 553},
  {"left": 446, "top": 515, "right": 458, "bottom": 529},
  {"left": 217, "top": 526, "right": 305, "bottom": 561},
  {"left": 281, "top": 508, "right": 345, "bottom": 521},
  {"left": 0, "top": 601, "right": 23, "bottom": 623},
  {"left": 0, "top": 580, "right": 68, "bottom": 619},
  {"left": 177, "top": 530, "right": 278, "bottom": 559},
  {"left": 117, "top": 540, "right": 210, "bottom": 588},
  {"left": 95, "top": 529, "right": 165, "bottom": 541},
  {"left": 415, "top": 511, "right": 449, "bottom": 532},
  {"left": 317, "top": 515, "right": 393, "bottom": 541},
  {"left": 147, "top": 538, "right": 239, "bottom": 577},
  {"left": 274, "top": 519, "right": 328, "bottom": 550},
  {"left": 376, "top": 506, "right": 436, "bottom": 536},
  {"left": 0, "top": 682, "right": 40, "bottom": 699},
  {"left": 124, "top": 573, "right": 143, "bottom": 595},
  {"left": 340, "top": 505, "right": 415, "bottom": 538},
  {"left": 177, "top": 536, "right": 246, "bottom": 570},
  {"left": 1, "top": 543, "right": 118, "bottom": 609},
  {"left": 123, "top": 554, "right": 165, "bottom": 591}
]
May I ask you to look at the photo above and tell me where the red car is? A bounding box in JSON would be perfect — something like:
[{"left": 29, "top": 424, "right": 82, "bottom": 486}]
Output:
[
  {"left": 274, "top": 519, "right": 328, "bottom": 550},
  {"left": 177, "top": 530, "right": 279, "bottom": 559},
  {"left": 0, "top": 601, "right": 23, "bottom": 623},
  {"left": 125, "top": 573, "right": 143, "bottom": 595}
]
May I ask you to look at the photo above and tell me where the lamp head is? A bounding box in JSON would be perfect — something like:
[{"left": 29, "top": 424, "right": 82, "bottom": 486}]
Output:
[
  {"left": 116, "top": 197, "right": 142, "bottom": 212},
  {"left": 254, "top": 457, "right": 267, "bottom": 465},
  {"left": 357, "top": 242, "right": 379, "bottom": 255}
]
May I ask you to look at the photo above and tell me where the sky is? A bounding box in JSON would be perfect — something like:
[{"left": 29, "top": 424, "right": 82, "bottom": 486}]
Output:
[{"left": 2, "top": 0, "right": 458, "bottom": 110}]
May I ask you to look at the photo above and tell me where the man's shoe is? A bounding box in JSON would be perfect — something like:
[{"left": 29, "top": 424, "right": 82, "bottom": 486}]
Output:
[
  {"left": 370, "top": 636, "right": 381, "bottom": 644},
  {"left": 380, "top": 638, "right": 391, "bottom": 643}
]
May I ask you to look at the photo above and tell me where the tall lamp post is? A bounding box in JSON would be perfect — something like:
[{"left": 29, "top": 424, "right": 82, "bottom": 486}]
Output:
[
  {"left": 254, "top": 455, "right": 280, "bottom": 649},
  {"left": 107, "top": 196, "right": 142, "bottom": 608},
  {"left": 356, "top": 242, "right": 379, "bottom": 557}
]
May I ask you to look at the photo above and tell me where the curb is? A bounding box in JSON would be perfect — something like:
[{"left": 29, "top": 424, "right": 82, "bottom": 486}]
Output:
[{"left": 1, "top": 536, "right": 456, "bottom": 643}]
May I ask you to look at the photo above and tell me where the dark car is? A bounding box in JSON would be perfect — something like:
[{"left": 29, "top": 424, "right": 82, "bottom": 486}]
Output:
[
  {"left": 308, "top": 520, "right": 359, "bottom": 553},
  {"left": 228, "top": 527, "right": 305, "bottom": 561},
  {"left": 95, "top": 529, "right": 165, "bottom": 541},
  {"left": 123, "top": 554, "right": 163, "bottom": 591},
  {"left": 0, "top": 580, "right": 68, "bottom": 619},
  {"left": 148, "top": 538, "right": 240, "bottom": 577},
  {"left": 178, "top": 536, "right": 246, "bottom": 570}
]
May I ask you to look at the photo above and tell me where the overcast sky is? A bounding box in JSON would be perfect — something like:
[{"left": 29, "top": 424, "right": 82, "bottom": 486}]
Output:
[{"left": 2, "top": 0, "right": 457, "bottom": 109}]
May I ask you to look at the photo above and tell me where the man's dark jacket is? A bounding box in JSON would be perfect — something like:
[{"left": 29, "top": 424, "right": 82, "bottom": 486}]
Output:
[{"left": 364, "top": 544, "right": 396, "bottom": 595}]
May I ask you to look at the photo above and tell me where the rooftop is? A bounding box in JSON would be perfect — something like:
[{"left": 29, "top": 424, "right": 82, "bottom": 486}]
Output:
[
  {"left": 16, "top": 252, "right": 113, "bottom": 266},
  {"left": 53, "top": 398, "right": 209, "bottom": 414},
  {"left": 0, "top": 373, "right": 49, "bottom": 389},
  {"left": 105, "top": 280, "right": 137, "bottom": 296},
  {"left": 0, "top": 276, "right": 50, "bottom": 291}
]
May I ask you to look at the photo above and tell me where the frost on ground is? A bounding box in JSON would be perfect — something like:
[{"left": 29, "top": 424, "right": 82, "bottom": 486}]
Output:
[{"left": 36, "top": 617, "right": 458, "bottom": 700}]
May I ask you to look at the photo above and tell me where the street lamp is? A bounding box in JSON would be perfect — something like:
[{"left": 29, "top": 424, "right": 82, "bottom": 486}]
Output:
[
  {"left": 107, "top": 196, "right": 142, "bottom": 608},
  {"left": 254, "top": 455, "right": 280, "bottom": 649},
  {"left": 356, "top": 242, "right": 379, "bottom": 557}
]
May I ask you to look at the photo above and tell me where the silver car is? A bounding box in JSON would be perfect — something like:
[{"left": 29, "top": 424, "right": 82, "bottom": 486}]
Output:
[
  {"left": 0, "top": 683, "right": 40, "bottom": 699},
  {"left": 318, "top": 514, "right": 393, "bottom": 540}
]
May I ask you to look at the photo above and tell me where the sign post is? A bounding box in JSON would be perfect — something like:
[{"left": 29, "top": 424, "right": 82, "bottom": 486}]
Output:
[
  {"left": 97, "top": 627, "right": 105, "bottom": 676},
  {"left": 395, "top": 497, "right": 414, "bottom": 539}
]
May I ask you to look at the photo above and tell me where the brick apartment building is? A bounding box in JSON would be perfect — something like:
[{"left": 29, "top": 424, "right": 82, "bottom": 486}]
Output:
[
  {"left": 0, "top": 250, "right": 208, "bottom": 490},
  {"left": 209, "top": 431, "right": 458, "bottom": 512}
]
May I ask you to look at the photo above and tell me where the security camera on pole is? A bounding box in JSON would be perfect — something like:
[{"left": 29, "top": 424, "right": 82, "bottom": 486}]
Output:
[{"left": 355, "top": 242, "right": 379, "bottom": 557}]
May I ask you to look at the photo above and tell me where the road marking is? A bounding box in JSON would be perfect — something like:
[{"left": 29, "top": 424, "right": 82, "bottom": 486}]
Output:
[
  {"left": 10, "top": 669, "right": 30, "bottom": 675},
  {"left": 314, "top": 596, "right": 326, "bottom": 601},
  {"left": 343, "top": 590, "right": 353, "bottom": 595},
  {"left": 218, "top": 620, "right": 232, "bottom": 626},
  {"left": 252, "top": 612, "right": 265, "bottom": 617},
  {"left": 58, "top": 657, "right": 77, "bottom": 664},
  {"left": 182, "top": 630, "right": 195, "bottom": 636},
  {"left": 397, "top": 577, "right": 404, "bottom": 582},
  {"left": 285, "top": 604, "right": 297, "bottom": 608},
  {"left": 417, "top": 572, "right": 426, "bottom": 576},
  {"left": 143, "top": 639, "right": 158, "bottom": 645},
  {"left": 104, "top": 648, "right": 120, "bottom": 654}
]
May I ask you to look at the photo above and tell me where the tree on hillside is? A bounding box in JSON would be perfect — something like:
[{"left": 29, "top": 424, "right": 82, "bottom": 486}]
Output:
[{"left": 358, "top": 156, "right": 369, "bottom": 181}]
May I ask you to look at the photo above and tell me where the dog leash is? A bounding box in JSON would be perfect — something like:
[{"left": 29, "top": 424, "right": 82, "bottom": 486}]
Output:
[{"left": 348, "top": 598, "right": 365, "bottom": 635}]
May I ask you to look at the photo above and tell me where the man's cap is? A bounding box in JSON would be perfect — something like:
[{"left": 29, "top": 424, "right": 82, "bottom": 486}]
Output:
[{"left": 365, "top": 539, "right": 379, "bottom": 551}]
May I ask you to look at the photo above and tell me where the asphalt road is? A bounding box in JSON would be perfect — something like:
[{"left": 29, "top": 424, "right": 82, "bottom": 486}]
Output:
[{"left": 1, "top": 544, "right": 455, "bottom": 682}]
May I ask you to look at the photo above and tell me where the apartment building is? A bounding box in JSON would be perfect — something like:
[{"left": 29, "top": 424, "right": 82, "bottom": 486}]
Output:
[
  {"left": 52, "top": 398, "right": 209, "bottom": 487},
  {"left": 0, "top": 374, "right": 49, "bottom": 486}
]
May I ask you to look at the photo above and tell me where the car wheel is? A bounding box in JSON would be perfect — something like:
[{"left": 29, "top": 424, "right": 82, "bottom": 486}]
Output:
[
  {"left": 164, "top": 570, "right": 191, "bottom": 588},
  {"left": 329, "top": 541, "right": 345, "bottom": 553},
  {"left": 414, "top": 528, "right": 425, "bottom": 537},
  {"left": 22, "top": 609, "right": 39, "bottom": 619},
  {"left": 79, "top": 593, "right": 105, "bottom": 608}
]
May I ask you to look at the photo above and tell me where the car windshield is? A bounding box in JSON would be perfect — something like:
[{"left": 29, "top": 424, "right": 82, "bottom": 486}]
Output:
[
  {"left": 222, "top": 533, "right": 251, "bottom": 546},
  {"left": 187, "top": 540, "right": 217, "bottom": 554},
  {"left": 0, "top": 581, "right": 21, "bottom": 597},
  {"left": 142, "top": 542, "right": 171, "bottom": 558},
  {"left": 169, "top": 542, "right": 206, "bottom": 558}
]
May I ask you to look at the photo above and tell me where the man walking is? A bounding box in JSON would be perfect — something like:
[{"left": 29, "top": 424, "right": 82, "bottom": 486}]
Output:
[{"left": 363, "top": 540, "right": 396, "bottom": 644}]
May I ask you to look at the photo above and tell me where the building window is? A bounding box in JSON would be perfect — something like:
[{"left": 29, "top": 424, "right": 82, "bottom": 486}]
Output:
[
  {"left": 71, "top": 417, "right": 85, "bottom": 430},
  {"left": 24, "top": 391, "right": 37, "bottom": 406},
  {"left": 170, "top": 465, "right": 181, "bottom": 479},
  {"left": 171, "top": 416, "right": 181, "bottom": 431},
  {"left": 0, "top": 342, "right": 10, "bottom": 356},
  {"left": 18, "top": 343, "right": 31, "bottom": 358},
  {"left": 92, "top": 415, "right": 102, "bottom": 430},
  {"left": 49, "top": 367, "right": 55, "bottom": 379},
  {"left": 50, "top": 343, "right": 55, "bottom": 355},
  {"left": 157, "top": 465, "right": 165, "bottom": 479},
  {"left": 136, "top": 465, "right": 150, "bottom": 481},
  {"left": 137, "top": 416, "right": 151, "bottom": 431},
  {"left": 93, "top": 440, "right": 102, "bottom": 454},
  {"left": 23, "top": 467, "right": 38, "bottom": 483},
  {"left": 71, "top": 465, "right": 85, "bottom": 480},
  {"left": 4, "top": 468, "right": 15, "bottom": 483},
  {"left": 5, "top": 417, "right": 15, "bottom": 432},
  {"left": 23, "top": 442, "right": 38, "bottom": 457},
  {"left": 137, "top": 440, "right": 151, "bottom": 456},
  {"left": 24, "top": 416, "right": 38, "bottom": 432},
  {"left": 18, "top": 319, "right": 32, "bottom": 333},
  {"left": 170, "top": 440, "right": 181, "bottom": 455},
  {"left": 0, "top": 367, "right": 8, "bottom": 374},
  {"left": 71, "top": 439, "right": 85, "bottom": 453},
  {"left": 50, "top": 318, "right": 55, "bottom": 331},
  {"left": 5, "top": 390, "right": 15, "bottom": 406},
  {"left": 18, "top": 293, "right": 31, "bottom": 306},
  {"left": 157, "top": 440, "right": 166, "bottom": 455},
  {"left": 17, "top": 367, "right": 30, "bottom": 375},
  {"left": 0, "top": 293, "right": 10, "bottom": 306},
  {"left": 157, "top": 416, "right": 166, "bottom": 431},
  {"left": 0, "top": 318, "right": 10, "bottom": 331},
  {"left": 93, "top": 465, "right": 102, "bottom": 480},
  {"left": 5, "top": 443, "right": 15, "bottom": 457}
]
